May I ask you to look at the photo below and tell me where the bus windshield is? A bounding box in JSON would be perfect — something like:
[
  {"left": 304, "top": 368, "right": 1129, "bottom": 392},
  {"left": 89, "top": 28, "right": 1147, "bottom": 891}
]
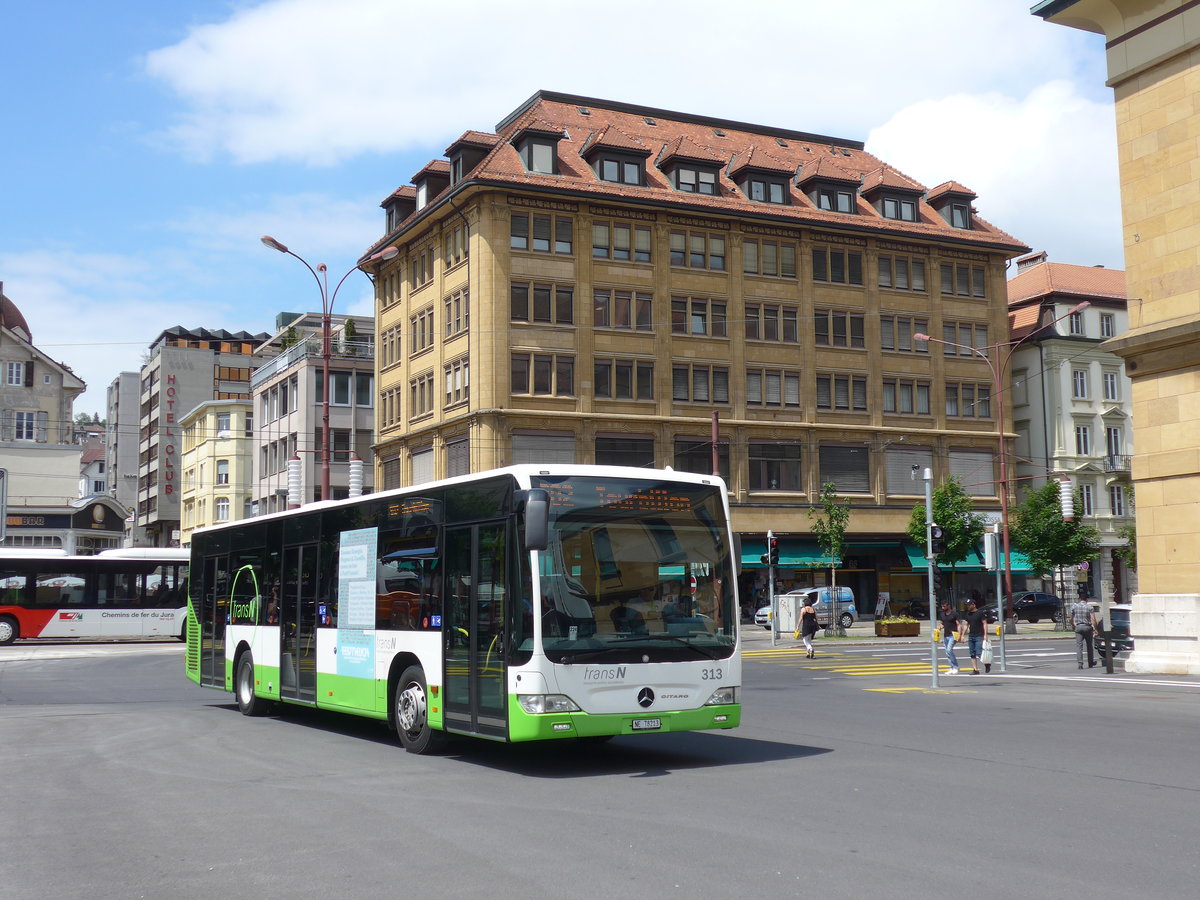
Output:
[{"left": 534, "top": 475, "right": 736, "bottom": 663}]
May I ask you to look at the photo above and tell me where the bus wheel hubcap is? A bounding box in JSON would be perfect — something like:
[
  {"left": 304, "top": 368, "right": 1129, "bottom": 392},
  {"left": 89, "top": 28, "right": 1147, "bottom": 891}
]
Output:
[
  {"left": 0, "top": 621, "right": 11, "bottom": 642},
  {"left": 398, "top": 684, "right": 425, "bottom": 733}
]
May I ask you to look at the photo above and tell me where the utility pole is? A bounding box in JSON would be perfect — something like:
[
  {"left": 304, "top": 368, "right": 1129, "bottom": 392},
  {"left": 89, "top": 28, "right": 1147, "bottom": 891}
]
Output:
[{"left": 924, "top": 468, "right": 939, "bottom": 689}]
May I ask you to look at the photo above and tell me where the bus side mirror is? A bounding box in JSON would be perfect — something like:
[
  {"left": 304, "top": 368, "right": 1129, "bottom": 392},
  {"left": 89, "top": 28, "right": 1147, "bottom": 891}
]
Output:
[
  {"left": 519, "top": 489, "right": 549, "bottom": 552},
  {"left": 733, "top": 533, "right": 742, "bottom": 575}
]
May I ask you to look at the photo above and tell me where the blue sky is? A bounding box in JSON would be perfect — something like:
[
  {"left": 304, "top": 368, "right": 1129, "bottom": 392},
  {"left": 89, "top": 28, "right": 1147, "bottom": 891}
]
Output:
[{"left": 2, "top": 1, "right": 1117, "bottom": 412}]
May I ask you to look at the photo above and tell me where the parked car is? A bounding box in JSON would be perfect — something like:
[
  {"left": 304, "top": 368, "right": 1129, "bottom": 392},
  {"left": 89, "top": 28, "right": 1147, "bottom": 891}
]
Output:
[
  {"left": 1096, "top": 602, "right": 1134, "bottom": 655},
  {"left": 755, "top": 586, "right": 857, "bottom": 630},
  {"left": 1011, "top": 592, "right": 1063, "bottom": 624}
]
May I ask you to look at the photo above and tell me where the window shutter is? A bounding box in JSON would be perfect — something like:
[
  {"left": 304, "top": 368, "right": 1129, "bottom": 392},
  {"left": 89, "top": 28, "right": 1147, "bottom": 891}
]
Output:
[
  {"left": 819, "top": 445, "right": 870, "bottom": 493},
  {"left": 36, "top": 410, "right": 49, "bottom": 443},
  {"left": 948, "top": 450, "right": 994, "bottom": 496},
  {"left": 446, "top": 439, "right": 470, "bottom": 477},
  {"left": 0, "top": 410, "right": 12, "bottom": 441},
  {"left": 512, "top": 433, "right": 576, "bottom": 465},
  {"left": 885, "top": 448, "right": 933, "bottom": 494},
  {"left": 24, "top": 363, "right": 34, "bottom": 388},
  {"left": 411, "top": 447, "right": 434, "bottom": 485}
]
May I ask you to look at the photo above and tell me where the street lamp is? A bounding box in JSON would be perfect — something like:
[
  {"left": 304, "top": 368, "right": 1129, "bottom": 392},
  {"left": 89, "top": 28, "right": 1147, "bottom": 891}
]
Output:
[
  {"left": 914, "top": 300, "right": 1088, "bottom": 627},
  {"left": 261, "top": 236, "right": 398, "bottom": 502}
]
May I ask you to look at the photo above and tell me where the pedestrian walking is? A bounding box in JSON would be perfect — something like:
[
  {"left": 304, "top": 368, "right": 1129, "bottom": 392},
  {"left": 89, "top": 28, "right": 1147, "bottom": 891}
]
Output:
[
  {"left": 798, "top": 601, "right": 820, "bottom": 658},
  {"left": 1071, "top": 595, "right": 1098, "bottom": 669},
  {"left": 938, "top": 602, "right": 961, "bottom": 674},
  {"left": 962, "top": 599, "right": 990, "bottom": 674}
]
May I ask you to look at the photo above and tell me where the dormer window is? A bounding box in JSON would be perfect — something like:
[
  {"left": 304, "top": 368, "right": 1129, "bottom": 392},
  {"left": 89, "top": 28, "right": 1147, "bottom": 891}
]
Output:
[
  {"left": 748, "top": 177, "right": 788, "bottom": 204},
  {"left": 950, "top": 203, "right": 971, "bottom": 229},
  {"left": 595, "top": 152, "right": 644, "bottom": 186},
  {"left": 675, "top": 165, "right": 719, "bottom": 195},
  {"left": 415, "top": 182, "right": 428, "bottom": 210},
  {"left": 882, "top": 196, "right": 918, "bottom": 221},
  {"left": 519, "top": 137, "right": 557, "bottom": 174},
  {"left": 450, "top": 156, "right": 463, "bottom": 184},
  {"left": 925, "top": 182, "right": 978, "bottom": 230},
  {"left": 816, "top": 188, "right": 855, "bottom": 213}
]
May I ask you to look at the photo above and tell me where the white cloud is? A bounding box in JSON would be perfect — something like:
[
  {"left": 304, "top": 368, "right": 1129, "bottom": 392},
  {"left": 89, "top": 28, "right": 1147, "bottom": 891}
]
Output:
[
  {"left": 144, "top": 0, "right": 1107, "bottom": 165},
  {"left": 867, "top": 81, "right": 1124, "bottom": 269}
]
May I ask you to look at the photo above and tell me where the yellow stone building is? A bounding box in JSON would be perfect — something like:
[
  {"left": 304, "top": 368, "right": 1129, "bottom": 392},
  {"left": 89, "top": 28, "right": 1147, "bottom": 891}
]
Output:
[
  {"left": 363, "top": 91, "right": 1028, "bottom": 608},
  {"left": 1036, "top": 1, "right": 1200, "bottom": 672},
  {"left": 179, "top": 399, "right": 254, "bottom": 547}
]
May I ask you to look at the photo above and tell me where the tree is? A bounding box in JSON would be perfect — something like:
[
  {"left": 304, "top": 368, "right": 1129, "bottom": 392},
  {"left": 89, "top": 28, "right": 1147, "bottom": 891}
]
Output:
[
  {"left": 906, "top": 477, "right": 989, "bottom": 603},
  {"left": 809, "top": 482, "right": 851, "bottom": 635},
  {"left": 1113, "top": 521, "right": 1137, "bottom": 572},
  {"left": 1009, "top": 481, "right": 1100, "bottom": 602}
]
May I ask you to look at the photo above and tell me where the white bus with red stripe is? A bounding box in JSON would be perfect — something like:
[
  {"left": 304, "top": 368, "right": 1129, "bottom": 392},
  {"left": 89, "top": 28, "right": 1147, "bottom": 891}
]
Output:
[{"left": 0, "top": 548, "right": 189, "bottom": 644}]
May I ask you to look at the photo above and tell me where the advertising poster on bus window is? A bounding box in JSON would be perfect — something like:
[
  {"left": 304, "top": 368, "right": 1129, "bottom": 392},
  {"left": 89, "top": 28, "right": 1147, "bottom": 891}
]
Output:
[{"left": 338, "top": 528, "right": 377, "bottom": 678}]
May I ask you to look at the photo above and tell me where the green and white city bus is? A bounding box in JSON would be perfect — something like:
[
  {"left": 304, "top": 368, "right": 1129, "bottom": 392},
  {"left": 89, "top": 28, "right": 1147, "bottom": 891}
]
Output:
[{"left": 185, "top": 465, "right": 741, "bottom": 752}]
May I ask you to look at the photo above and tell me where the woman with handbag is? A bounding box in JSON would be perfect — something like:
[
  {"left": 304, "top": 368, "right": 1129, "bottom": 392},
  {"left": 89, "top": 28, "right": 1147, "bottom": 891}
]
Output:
[{"left": 798, "top": 601, "right": 820, "bottom": 658}]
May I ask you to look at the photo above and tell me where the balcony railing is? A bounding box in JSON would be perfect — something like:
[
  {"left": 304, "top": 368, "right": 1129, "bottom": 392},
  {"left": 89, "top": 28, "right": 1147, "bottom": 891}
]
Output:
[
  {"left": 1104, "top": 455, "right": 1131, "bottom": 473},
  {"left": 251, "top": 337, "right": 375, "bottom": 390}
]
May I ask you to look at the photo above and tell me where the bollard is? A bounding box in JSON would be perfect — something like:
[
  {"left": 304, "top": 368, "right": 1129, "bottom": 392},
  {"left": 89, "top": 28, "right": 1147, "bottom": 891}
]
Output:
[{"left": 1099, "top": 630, "right": 1114, "bottom": 674}]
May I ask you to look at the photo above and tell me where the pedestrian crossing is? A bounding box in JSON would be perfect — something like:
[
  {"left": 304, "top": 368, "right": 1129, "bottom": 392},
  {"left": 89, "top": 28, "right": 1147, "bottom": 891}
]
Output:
[{"left": 743, "top": 644, "right": 1076, "bottom": 677}]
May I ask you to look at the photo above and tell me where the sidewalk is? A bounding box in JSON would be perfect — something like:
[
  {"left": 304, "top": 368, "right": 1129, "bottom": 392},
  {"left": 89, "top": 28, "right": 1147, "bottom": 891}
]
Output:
[{"left": 740, "top": 617, "right": 1073, "bottom": 648}]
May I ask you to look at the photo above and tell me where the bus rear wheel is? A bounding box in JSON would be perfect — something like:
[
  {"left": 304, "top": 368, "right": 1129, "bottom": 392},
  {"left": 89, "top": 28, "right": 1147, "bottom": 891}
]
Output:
[
  {"left": 0, "top": 615, "right": 16, "bottom": 645},
  {"left": 236, "top": 653, "right": 268, "bottom": 717},
  {"left": 393, "top": 666, "right": 444, "bottom": 754}
]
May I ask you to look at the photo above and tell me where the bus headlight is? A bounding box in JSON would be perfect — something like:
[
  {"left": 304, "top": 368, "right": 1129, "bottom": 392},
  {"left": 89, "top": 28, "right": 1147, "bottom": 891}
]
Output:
[
  {"left": 704, "top": 686, "right": 739, "bottom": 706},
  {"left": 518, "top": 694, "right": 581, "bottom": 715}
]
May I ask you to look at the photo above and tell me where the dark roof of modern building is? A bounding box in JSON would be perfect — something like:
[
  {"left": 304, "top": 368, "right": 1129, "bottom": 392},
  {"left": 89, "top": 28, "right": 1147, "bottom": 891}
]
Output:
[{"left": 368, "top": 90, "right": 1027, "bottom": 256}]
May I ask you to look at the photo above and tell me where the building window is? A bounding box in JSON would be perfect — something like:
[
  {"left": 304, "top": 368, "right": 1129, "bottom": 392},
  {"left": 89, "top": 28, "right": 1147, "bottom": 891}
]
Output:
[
  {"left": 594, "top": 154, "right": 644, "bottom": 185},
  {"left": 671, "top": 365, "right": 729, "bottom": 403},
  {"left": 674, "top": 165, "right": 719, "bottom": 195},
  {"left": 948, "top": 450, "right": 995, "bottom": 496},
  {"left": 592, "top": 221, "right": 652, "bottom": 262},
  {"left": 812, "top": 247, "right": 863, "bottom": 285},
  {"left": 1100, "top": 313, "right": 1116, "bottom": 338},
  {"left": 215, "top": 497, "right": 230, "bottom": 522},
  {"left": 745, "top": 177, "right": 787, "bottom": 204},
  {"left": 1080, "top": 483, "right": 1094, "bottom": 516},
  {"left": 594, "top": 359, "right": 654, "bottom": 400},
  {"left": 511, "top": 353, "right": 574, "bottom": 397},
  {"left": 815, "top": 188, "right": 855, "bottom": 212},
  {"left": 939, "top": 262, "right": 986, "bottom": 298},
  {"left": 510, "top": 282, "right": 574, "bottom": 325},
  {"left": 1072, "top": 369, "right": 1090, "bottom": 399},
  {"left": 444, "top": 223, "right": 468, "bottom": 267},
  {"left": 410, "top": 372, "right": 434, "bottom": 419},
  {"left": 1105, "top": 426, "right": 1123, "bottom": 458},
  {"left": 749, "top": 443, "right": 802, "bottom": 491},
  {"left": 594, "top": 290, "right": 653, "bottom": 330},
  {"left": 669, "top": 230, "right": 725, "bottom": 270},
  {"left": 517, "top": 137, "right": 557, "bottom": 174},
  {"left": 746, "top": 369, "right": 801, "bottom": 407},
  {"left": 1074, "top": 424, "right": 1091, "bottom": 456},
  {"left": 1069, "top": 311, "right": 1085, "bottom": 335},
  {"left": 216, "top": 459, "right": 229, "bottom": 485},
  {"left": 814, "top": 309, "right": 866, "bottom": 349},
  {"left": 410, "top": 307, "right": 435, "bottom": 354},
  {"left": 940, "top": 321, "right": 989, "bottom": 356},
  {"left": 595, "top": 437, "right": 655, "bottom": 467},
  {"left": 745, "top": 303, "right": 799, "bottom": 342},
  {"left": 878, "top": 255, "right": 927, "bottom": 291},
  {"left": 444, "top": 290, "right": 469, "bottom": 338},
  {"left": 673, "top": 439, "right": 730, "bottom": 479},
  {"left": 410, "top": 245, "right": 434, "bottom": 289},
  {"left": 816, "top": 374, "right": 867, "bottom": 412},
  {"left": 885, "top": 446, "right": 933, "bottom": 495},
  {"left": 380, "top": 326, "right": 402, "bottom": 367},
  {"left": 446, "top": 438, "right": 470, "bottom": 478},
  {"left": 950, "top": 203, "right": 971, "bottom": 229},
  {"left": 6, "top": 363, "right": 23, "bottom": 386},
  {"left": 1109, "top": 485, "right": 1126, "bottom": 517},
  {"left": 882, "top": 378, "right": 931, "bottom": 415},
  {"left": 671, "top": 297, "right": 727, "bottom": 337},
  {"left": 444, "top": 358, "right": 469, "bottom": 407},
  {"left": 216, "top": 412, "right": 231, "bottom": 433},
  {"left": 743, "top": 239, "right": 797, "bottom": 278},
  {"left": 512, "top": 432, "right": 576, "bottom": 465},
  {"left": 1103, "top": 371, "right": 1120, "bottom": 401},
  {"left": 880, "top": 315, "right": 928, "bottom": 353},
  {"left": 14, "top": 411, "right": 35, "bottom": 441},
  {"left": 945, "top": 383, "right": 991, "bottom": 418},
  {"left": 818, "top": 444, "right": 870, "bottom": 493},
  {"left": 881, "top": 196, "right": 918, "bottom": 221},
  {"left": 355, "top": 373, "right": 372, "bottom": 407},
  {"left": 510, "top": 213, "right": 572, "bottom": 254},
  {"left": 380, "top": 387, "right": 402, "bottom": 428}
]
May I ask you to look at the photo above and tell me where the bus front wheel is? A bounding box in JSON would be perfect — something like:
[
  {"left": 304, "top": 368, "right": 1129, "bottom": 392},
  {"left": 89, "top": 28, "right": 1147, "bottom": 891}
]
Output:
[
  {"left": 0, "top": 615, "right": 16, "bottom": 645},
  {"left": 393, "top": 666, "right": 445, "bottom": 754},
  {"left": 236, "top": 653, "right": 268, "bottom": 717}
]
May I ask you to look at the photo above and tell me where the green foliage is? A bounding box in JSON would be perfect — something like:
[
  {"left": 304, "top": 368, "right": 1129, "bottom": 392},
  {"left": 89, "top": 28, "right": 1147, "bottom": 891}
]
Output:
[
  {"left": 906, "top": 477, "right": 989, "bottom": 568},
  {"left": 1113, "top": 522, "right": 1137, "bottom": 572},
  {"left": 809, "top": 482, "right": 850, "bottom": 570},
  {"left": 1009, "top": 481, "right": 1100, "bottom": 576}
]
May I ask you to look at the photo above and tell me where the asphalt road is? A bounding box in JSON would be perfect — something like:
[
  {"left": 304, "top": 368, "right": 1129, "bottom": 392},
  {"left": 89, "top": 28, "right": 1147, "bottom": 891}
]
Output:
[{"left": 2, "top": 639, "right": 1197, "bottom": 899}]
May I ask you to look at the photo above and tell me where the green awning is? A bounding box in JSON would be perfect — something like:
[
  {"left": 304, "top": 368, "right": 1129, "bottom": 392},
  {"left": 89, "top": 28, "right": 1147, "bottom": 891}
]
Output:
[
  {"left": 904, "top": 543, "right": 1034, "bottom": 573},
  {"left": 741, "top": 539, "right": 837, "bottom": 569}
]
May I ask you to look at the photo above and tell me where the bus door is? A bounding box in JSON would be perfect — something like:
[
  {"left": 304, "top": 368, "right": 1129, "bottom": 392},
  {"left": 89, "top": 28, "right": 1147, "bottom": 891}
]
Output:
[
  {"left": 280, "top": 543, "right": 318, "bottom": 703},
  {"left": 442, "top": 522, "right": 508, "bottom": 739},
  {"left": 198, "top": 555, "right": 229, "bottom": 688}
]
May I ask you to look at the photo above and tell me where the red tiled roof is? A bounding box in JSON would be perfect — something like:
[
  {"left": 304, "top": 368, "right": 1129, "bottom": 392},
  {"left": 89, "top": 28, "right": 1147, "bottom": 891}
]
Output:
[
  {"left": 444, "top": 130, "right": 499, "bottom": 154},
  {"left": 927, "top": 180, "right": 977, "bottom": 202},
  {"left": 658, "top": 134, "right": 726, "bottom": 166},
  {"left": 412, "top": 159, "right": 451, "bottom": 181},
  {"left": 861, "top": 164, "right": 925, "bottom": 193},
  {"left": 728, "top": 144, "right": 794, "bottom": 176},
  {"left": 1007, "top": 261, "right": 1127, "bottom": 305},
  {"left": 581, "top": 123, "right": 653, "bottom": 156},
  {"left": 368, "top": 92, "right": 1027, "bottom": 255},
  {"left": 1008, "top": 304, "right": 1046, "bottom": 342}
]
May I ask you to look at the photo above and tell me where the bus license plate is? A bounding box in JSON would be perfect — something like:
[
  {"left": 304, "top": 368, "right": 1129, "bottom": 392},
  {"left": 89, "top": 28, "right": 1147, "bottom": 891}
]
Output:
[{"left": 632, "top": 718, "right": 661, "bottom": 731}]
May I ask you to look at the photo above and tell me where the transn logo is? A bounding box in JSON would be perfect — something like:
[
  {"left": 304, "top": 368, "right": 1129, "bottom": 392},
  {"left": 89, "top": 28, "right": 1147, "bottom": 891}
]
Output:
[{"left": 58, "top": 611, "right": 83, "bottom": 621}]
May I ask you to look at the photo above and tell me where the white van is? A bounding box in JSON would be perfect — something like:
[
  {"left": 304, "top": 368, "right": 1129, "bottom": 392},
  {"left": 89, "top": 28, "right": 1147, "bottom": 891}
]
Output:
[{"left": 756, "top": 586, "right": 857, "bottom": 631}]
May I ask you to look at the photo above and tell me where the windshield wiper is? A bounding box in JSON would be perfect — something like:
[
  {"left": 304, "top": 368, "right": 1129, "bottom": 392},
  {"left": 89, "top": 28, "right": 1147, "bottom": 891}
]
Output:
[{"left": 605, "top": 633, "right": 725, "bottom": 659}]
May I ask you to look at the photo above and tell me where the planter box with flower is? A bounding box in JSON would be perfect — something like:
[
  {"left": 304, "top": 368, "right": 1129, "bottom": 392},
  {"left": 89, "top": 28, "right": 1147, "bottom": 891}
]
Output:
[{"left": 874, "top": 617, "right": 920, "bottom": 637}]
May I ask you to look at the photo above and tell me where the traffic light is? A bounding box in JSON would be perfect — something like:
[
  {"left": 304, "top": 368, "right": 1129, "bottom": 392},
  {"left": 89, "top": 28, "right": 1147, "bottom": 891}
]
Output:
[
  {"left": 760, "top": 536, "right": 780, "bottom": 567},
  {"left": 931, "top": 563, "right": 943, "bottom": 591},
  {"left": 930, "top": 523, "right": 946, "bottom": 557}
]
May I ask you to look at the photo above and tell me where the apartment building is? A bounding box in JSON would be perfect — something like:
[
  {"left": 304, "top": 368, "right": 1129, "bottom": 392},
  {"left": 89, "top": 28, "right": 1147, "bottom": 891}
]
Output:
[
  {"left": 1007, "top": 252, "right": 1136, "bottom": 604},
  {"left": 179, "top": 399, "right": 254, "bottom": 546},
  {"left": 137, "top": 326, "right": 269, "bottom": 547},
  {"left": 364, "top": 91, "right": 1029, "bottom": 608}
]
